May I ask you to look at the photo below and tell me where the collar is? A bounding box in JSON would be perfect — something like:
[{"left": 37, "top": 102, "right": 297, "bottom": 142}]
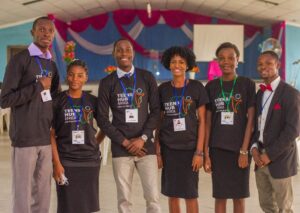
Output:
[
  {"left": 116, "top": 65, "right": 135, "bottom": 79},
  {"left": 28, "top": 43, "right": 52, "bottom": 59},
  {"left": 263, "top": 76, "right": 280, "bottom": 92}
]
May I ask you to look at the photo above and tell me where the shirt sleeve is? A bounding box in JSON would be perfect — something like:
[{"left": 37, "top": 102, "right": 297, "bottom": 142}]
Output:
[
  {"left": 97, "top": 78, "right": 126, "bottom": 145},
  {"left": 0, "top": 54, "right": 44, "bottom": 108},
  {"left": 141, "top": 72, "right": 160, "bottom": 139}
]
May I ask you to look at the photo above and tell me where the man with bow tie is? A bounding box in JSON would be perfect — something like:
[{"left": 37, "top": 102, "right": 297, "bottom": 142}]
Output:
[
  {"left": 251, "top": 51, "right": 300, "bottom": 213},
  {"left": 97, "top": 38, "right": 161, "bottom": 213}
]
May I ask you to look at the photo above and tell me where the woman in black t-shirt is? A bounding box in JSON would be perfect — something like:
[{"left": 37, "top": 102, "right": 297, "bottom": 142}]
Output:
[
  {"left": 156, "top": 46, "right": 208, "bottom": 213},
  {"left": 51, "top": 60, "right": 105, "bottom": 213},
  {"left": 204, "top": 42, "right": 256, "bottom": 213}
]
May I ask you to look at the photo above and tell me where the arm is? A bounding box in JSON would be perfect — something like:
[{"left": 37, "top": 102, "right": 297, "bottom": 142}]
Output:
[
  {"left": 154, "top": 111, "right": 164, "bottom": 169},
  {"left": 50, "top": 128, "right": 64, "bottom": 183},
  {"left": 97, "top": 78, "right": 127, "bottom": 146},
  {"left": 141, "top": 73, "right": 160, "bottom": 139},
  {"left": 192, "top": 105, "right": 206, "bottom": 172},
  {"left": 127, "top": 73, "right": 160, "bottom": 152},
  {"left": 204, "top": 110, "right": 212, "bottom": 173},
  {"left": 238, "top": 106, "right": 255, "bottom": 168},
  {"left": 96, "top": 130, "right": 106, "bottom": 145},
  {"left": 0, "top": 56, "right": 44, "bottom": 108}
]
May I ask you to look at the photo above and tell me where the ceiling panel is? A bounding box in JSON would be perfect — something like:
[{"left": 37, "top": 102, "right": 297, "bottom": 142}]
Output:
[
  {"left": 118, "top": 0, "right": 136, "bottom": 9},
  {"left": 0, "top": 0, "right": 300, "bottom": 27},
  {"left": 99, "top": 0, "right": 120, "bottom": 12}
]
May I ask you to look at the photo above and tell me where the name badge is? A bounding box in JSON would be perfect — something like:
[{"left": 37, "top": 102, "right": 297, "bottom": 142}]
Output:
[
  {"left": 173, "top": 118, "right": 186, "bottom": 132},
  {"left": 221, "top": 112, "right": 234, "bottom": 125},
  {"left": 41, "top": 89, "right": 52, "bottom": 102},
  {"left": 125, "top": 109, "right": 138, "bottom": 123},
  {"left": 258, "top": 115, "right": 261, "bottom": 131},
  {"left": 72, "top": 130, "right": 85, "bottom": 144}
]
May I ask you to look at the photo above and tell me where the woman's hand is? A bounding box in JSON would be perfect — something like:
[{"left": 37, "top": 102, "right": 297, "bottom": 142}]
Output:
[
  {"left": 238, "top": 154, "right": 249, "bottom": 168},
  {"left": 192, "top": 155, "right": 203, "bottom": 172},
  {"left": 204, "top": 155, "right": 212, "bottom": 173},
  {"left": 157, "top": 154, "right": 163, "bottom": 169},
  {"left": 53, "top": 162, "right": 65, "bottom": 183}
]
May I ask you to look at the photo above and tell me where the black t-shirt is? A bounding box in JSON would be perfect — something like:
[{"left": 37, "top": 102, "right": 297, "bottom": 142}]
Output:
[
  {"left": 97, "top": 68, "right": 160, "bottom": 157},
  {"left": 52, "top": 91, "right": 101, "bottom": 167},
  {"left": 205, "top": 76, "right": 256, "bottom": 152},
  {"left": 158, "top": 80, "right": 209, "bottom": 150}
]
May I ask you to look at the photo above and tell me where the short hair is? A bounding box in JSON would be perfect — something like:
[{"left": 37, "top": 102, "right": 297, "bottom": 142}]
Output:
[
  {"left": 112, "top": 38, "right": 134, "bottom": 53},
  {"left": 260, "top": 50, "right": 280, "bottom": 61},
  {"left": 67, "top": 59, "right": 88, "bottom": 74},
  {"left": 215, "top": 42, "right": 240, "bottom": 58},
  {"left": 161, "top": 46, "right": 196, "bottom": 71},
  {"left": 32, "top": 16, "right": 52, "bottom": 30}
]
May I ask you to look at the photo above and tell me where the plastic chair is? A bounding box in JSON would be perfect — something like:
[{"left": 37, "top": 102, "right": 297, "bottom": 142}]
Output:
[{"left": 0, "top": 108, "right": 10, "bottom": 134}]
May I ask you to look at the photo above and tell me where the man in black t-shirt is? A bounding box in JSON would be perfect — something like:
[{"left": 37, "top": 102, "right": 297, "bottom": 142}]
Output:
[{"left": 97, "top": 38, "right": 161, "bottom": 213}]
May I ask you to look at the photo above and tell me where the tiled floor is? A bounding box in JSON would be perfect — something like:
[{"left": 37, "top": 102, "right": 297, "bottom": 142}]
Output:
[{"left": 0, "top": 132, "right": 299, "bottom": 213}]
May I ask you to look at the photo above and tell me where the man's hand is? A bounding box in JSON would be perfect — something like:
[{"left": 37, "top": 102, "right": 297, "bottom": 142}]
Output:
[
  {"left": 251, "top": 147, "right": 263, "bottom": 168},
  {"left": 39, "top": 77, "right": 51, "bottom": 90},
  {"left": 126, "top": 137, "right": 145, "bottom": 154},
  {"left": 260, "top": 153, "right": 271, "bottom": 166},
  {"left": 135, "top": 148, "right": 147, "bottom": 158},
  {"left": 122, "top": 138, "right": 131, "bottom": 148}
]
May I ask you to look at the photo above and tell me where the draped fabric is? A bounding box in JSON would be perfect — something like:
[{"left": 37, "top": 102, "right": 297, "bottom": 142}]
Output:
[
  {"left": 48, "top": 10, "right": 264, "bottom": 81},
  {"left": 49, "top": 10, "right": 262, "bottom": 58}
]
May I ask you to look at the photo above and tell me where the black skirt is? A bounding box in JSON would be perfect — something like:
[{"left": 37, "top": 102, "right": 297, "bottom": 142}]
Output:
[
  {"left": 210, "top": 148, "right": 250, "bottom": 199},
  {"left": 161, "top": 144, "right": 199, "bottom": 199},
  {"left": 56, "top": 166, "right": 100, "bottom": 213}
]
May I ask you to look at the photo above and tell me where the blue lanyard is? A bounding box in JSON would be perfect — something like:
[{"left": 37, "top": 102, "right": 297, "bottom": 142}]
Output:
[
  {"left": 34, "top": 56, "right": 50, "bottom": 77},
  {"left": 173, "top": 80, "right": 187, "bottom": 118},
  {"left": 67, "top": 93, "right": 84, "bottom": 130},
  {"left": 118, "top": 71, "right": 136, "bottom": 108},
  {"left": 260, "top": 91, "right": 273, "bottom": 115}
]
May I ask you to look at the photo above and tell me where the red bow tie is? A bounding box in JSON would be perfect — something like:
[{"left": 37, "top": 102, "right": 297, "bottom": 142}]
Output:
[{"left": 259, "top": 84, "right": 273, "bottom": 92}]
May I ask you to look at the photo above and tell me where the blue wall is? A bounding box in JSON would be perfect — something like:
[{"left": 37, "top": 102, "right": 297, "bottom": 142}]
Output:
[
  {"left": 286, "top": 24, "right": 300, "bottom": 90},
  {"left": 0, "top": 22, "right": 33, "bottom": 81},
  {"left": 0, "top": 15, "right": 265, "bottom": 83}
]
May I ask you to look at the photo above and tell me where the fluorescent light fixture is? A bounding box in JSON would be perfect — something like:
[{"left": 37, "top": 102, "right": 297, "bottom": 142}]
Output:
[{"left": 22, "top": 0, "right": 44, "bottom": 6}]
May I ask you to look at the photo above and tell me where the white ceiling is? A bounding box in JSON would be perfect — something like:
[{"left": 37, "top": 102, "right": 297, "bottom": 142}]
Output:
[{"left": 1, "top": 0, "right": 300, "bottom": 28}]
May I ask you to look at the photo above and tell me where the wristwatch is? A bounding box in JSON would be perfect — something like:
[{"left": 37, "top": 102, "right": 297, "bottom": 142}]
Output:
[{"left": 141, "top": 134, "right": 148, "bottom": 142}]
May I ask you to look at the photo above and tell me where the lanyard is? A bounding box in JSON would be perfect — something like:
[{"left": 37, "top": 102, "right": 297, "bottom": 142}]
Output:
[
  {"left": 34, "top": 56, "right": 50, "bottom": 77},
  {"left": 118, "top": 71, "right": 136, "bottom": 108},
  {"left": 67, "top": 93, "right": 84, "bottom": 130},
  {"left": 260, "top": 91, "right": 273, "bottom": 115},
  {"left": 220, "top": 77, "right": 237, "bottom": 112},
  {"left": 173, "top": 79, "right": 187, "bottom": 118}
]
